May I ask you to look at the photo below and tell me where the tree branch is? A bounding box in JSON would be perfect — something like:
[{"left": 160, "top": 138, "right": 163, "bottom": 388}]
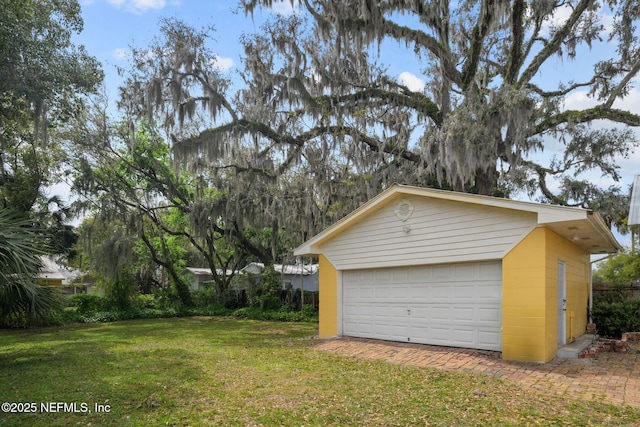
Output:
[
  {"left": 521, "top": 160, "right": 568, "bottom": 205},
  {"left": 605, "top": 58, "right": 640, "bottom": 108},
  {"left": 526, "top": 78, "right": 596, "bottom": 97},
  {"left": 317, "top": 87, "right": 443, "bottom": 126},
  {"left": 532, "top": 106, "right": 640, "bottom": 135},
  {"left": 461, "top": 0, "right": 500, "bottom": 89},
  {"left": 518, "top": 0, "right": 592, "bottom": 87},
  {"left": 505, "top": 0, "right": 526, "bottom": 84},
  {"left": 381, "top": 20, "right": 462, "bottom": 87}
]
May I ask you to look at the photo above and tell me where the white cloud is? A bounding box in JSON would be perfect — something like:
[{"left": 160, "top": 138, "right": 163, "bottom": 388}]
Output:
[
  {"left": 398, "top": 72, "right": 425, "bottom": 92},
  {"left": 563, "top": 90, "right": 597, "bottom": 111},
  {"left": 107, "top": 0, "right": 173, "bottom": 14},
  {"left": 538, "top": 3, "right": 615, "bottom": 46},
  {"left": 211, "top": 55, "right": 234, "bottom": 72},
  {"left": 270, "top": 0, "right": 300, "bottom": 16},
  {"left": 112, "top": 48, "right": 130, "bottom": 61},
  {"left": 613, "top": 87, "right": 640, "bottom": 115},
  {"left": 539, "top": 3, "right": 573, "bottom": 35},
  {"left": 561, "top": 86, "right": 640, "bottom": 115}
]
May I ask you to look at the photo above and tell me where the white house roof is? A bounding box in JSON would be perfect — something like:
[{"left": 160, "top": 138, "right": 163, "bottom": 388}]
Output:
[
  {"left": 38, "top": 256, "right": 81, "bottom": 284},
  {"left": 241, "top": 262, "right": 319, "bottom": 276},
  {"left": 185, "top": 267, "right": 238, "bottom": 276},
  {"left": 294, "top": 184, "right": 622, "bottom": 256},
  {"left": 630, "top": 175, "right": 640, "bottom": 226}
]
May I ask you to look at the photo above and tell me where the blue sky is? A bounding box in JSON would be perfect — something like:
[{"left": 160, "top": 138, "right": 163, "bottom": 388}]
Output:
[{"left": 65, "top": 0, "right": 639, "bottom": 249}]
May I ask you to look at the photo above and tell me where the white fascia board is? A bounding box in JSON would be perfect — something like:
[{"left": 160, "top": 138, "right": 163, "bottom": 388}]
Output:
[
  {"left": 395, "top": 184, "right": 592, "bottom": 225},
  {"left": 587, "top": 213, "right": 624, "bottom": 252}
]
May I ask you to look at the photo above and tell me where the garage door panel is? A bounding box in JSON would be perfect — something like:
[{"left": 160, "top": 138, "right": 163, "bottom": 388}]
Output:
[
  {"left": 453, "top": 263, "right": 476, "bottom": 278},
  {"left": 478, "top": 307, "right": 501, "bottom": 322},
  {"left": 359, "top": 305, "right": 375, "bottom": 316},
  {"left": 432, "top": 265, "right": 452, "bottom": 279},
  {"left": 387, "top": 305, "right": 409, "bottom": 318},
  {"left": 373, "top": 270, "right": 391, "bottom": 283},
  {"left": 453, "top": 307, "right": 475, "bottom": 321},
  {"left": 479, "top": 262, "right": 502, "bottom": 276},
  {"left": 430, "top": 327, "right": 451, "bottom": 341},
  {"left": 410, "top": 307, "right": 430, "bottom": 320},
  {"left": 453, "top": 329, "right": 475, "bottom": 343},
  {"left": 431, "top": 285, "right": 451, "bottom": 298},
  {"left": 391, "top": 268, "right": 409, "bottom": 282},
  {"left": 385, "top": 324, "right": 408, "bottom": 337},
  {"left": 376, "top": 286, "right": 409, "bottom": 299},
  {"left": 453, "top": 286, "right": 476, "bottom": 299},
  {"left": 409, "top": 286, "right": 430, "bottom": 299},
  {"left": 342, "top": 261, "right": 502, "bottom": 351},
  {"left": 430, "top": 307, "right": 452, "bottom": 321},
  {"left": 478, "top": 331, "right": 501, "bottom": 347},
  {"left": 356, "top": 323, "right": 375, "bottom": 335},
  {"left": 410, "top": 267, "right": 429, "bottom": 281},
  {"left": 357, "top": 289, "right": 374, "bottom": 300},
  {"left": 343, "top": 286, "right": 361, "bottom": 300}
]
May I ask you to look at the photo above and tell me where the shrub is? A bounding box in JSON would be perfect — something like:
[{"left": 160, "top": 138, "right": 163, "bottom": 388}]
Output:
[
  {"left": 106, "top": 272, "right": 136, "bottom": 311},
  {"left": 153, "top": 287, "right": 181, "bottom": 310},
  {"left": 259, "top": 295, "right": 282, "bottom": 311},
  {"left": 593, "top": 251, "right": 640, "bottom": 283},
  {"left": 593, "top": 283, "right": 632, "bottom": 304},
  {"left": 68, "top": 294, "right": 106, "bottom": 314},
  {"left": 592, "top": 297, "right": 640, "bottom": 338},
  {"left": 133, "top": 293, "right": 157, "bottom": 310},
  {"left": 232, "top": 306, "right": 318, "bottom": 322},
  {"left": 191, "top": 285, "right": 218, "bottom": 307}
]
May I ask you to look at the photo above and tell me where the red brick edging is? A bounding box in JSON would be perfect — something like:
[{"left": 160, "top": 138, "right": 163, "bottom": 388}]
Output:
[{"left": 580, "top": 332, "right": 640, "bottom": 359}]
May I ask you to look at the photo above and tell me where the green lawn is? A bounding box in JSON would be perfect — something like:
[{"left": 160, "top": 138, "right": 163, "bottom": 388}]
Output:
[{"left": 0, "top": 318, "right": 638, "bottom": 426}]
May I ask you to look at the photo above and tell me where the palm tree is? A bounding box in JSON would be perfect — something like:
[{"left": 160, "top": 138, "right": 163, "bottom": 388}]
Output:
[{"left": 0, "top": 209, "right": 59, "bottom": 326}]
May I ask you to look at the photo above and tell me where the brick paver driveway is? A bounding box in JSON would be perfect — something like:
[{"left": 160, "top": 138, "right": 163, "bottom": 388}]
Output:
[{"left": 315, "top": 337, "right": 640, "bottom": 408}]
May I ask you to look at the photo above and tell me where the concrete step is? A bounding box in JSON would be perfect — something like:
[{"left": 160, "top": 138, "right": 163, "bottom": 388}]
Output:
[{"left": 557, "top": 334, "right": 595, "bottom": 359}]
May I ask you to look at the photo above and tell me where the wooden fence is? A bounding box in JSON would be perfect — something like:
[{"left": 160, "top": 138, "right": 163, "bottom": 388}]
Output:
[{"left": 593, "top": 282, "right": 640, "bottom": 300}]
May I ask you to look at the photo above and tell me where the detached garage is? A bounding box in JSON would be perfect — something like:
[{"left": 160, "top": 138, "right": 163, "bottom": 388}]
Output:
[{"left": 294, "top": 184, "right": 621, "bottom": 362}]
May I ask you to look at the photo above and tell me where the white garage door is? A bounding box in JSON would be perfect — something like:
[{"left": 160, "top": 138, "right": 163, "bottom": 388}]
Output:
[{"left": 342, "top": 261, "right": 502, "bottom": 351}]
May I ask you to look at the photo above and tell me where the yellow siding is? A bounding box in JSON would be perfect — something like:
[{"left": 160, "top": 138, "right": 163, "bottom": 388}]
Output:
[
  {"left": 544, "top": 229, "right": 590, "bottom": 345},
  {"left": 37, "top": 278, "right": 63, "bottom": 287},
  {"left": 318, "top": 254, "right": 338, "bottom": 338},
  {"left": 502, "top": 227, "right": 549, "bottom": 362},
  {"left": 503, "top": 227, "right": 590, "bottom": 362}
]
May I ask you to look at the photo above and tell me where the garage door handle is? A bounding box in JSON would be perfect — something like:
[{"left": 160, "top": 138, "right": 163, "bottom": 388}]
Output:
[{"left": 407, "top": 309, "right": 411, "bottom": 315}]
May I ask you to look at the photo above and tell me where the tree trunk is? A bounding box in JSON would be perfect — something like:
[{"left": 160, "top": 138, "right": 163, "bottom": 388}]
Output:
[{"left": 474, "top": 166, "right": 496, "bottom": 196}]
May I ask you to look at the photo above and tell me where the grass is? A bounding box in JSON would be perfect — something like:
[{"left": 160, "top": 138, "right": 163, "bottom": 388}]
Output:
[{"left": 0, "top": 318, "right": 638, "bottom": 426}]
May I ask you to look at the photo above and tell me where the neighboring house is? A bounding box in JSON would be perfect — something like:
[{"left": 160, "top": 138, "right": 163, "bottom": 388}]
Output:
[
  {"left": 184, "top": 267, "right": 238, "bottom": 291},
  {"left": 37, "top": 256, "right": 84, "bottom": 295},
  {"left": 242, "top": 262, "right": 319, "bottom": 292},
  {"left": 185, "top": 264, "right": 320, "bottom": 292},
  {"left": 630, "top": 175, "right": 640, "bottom": 226},
  {"left": 294, "top": 184, "right": 621, "bottom": 363}
]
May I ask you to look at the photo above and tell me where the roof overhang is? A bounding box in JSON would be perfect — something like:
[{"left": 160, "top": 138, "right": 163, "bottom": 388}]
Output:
[{"left": 294, "top": 184, "right": 622, "bottom": 256}]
